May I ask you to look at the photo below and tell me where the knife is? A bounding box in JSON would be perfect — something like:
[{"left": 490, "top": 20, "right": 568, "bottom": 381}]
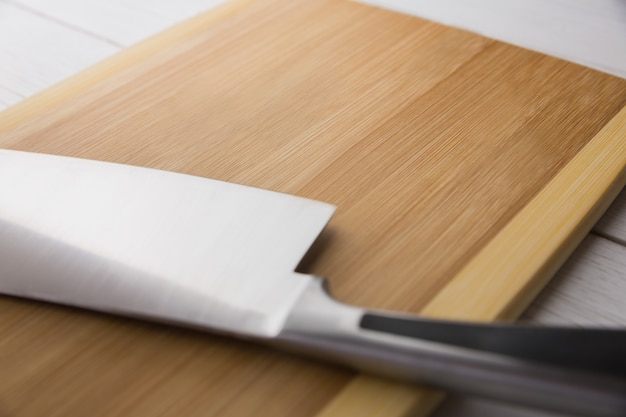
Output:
[{"left": 1, "top": 149, "right": 624, "bottom": 417}]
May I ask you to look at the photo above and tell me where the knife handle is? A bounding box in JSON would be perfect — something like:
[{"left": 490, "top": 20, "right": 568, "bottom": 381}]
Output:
[
  {"left": 278, "top": 278, "right": 626, "bottom": 417},
  {"left": 360, "top": 313, "right": 626, "bottom": 378}
]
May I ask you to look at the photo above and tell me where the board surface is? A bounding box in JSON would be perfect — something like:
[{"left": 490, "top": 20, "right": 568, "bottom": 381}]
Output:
[{"left": 1, "top": 0, "right": 625, "bottom": 416}]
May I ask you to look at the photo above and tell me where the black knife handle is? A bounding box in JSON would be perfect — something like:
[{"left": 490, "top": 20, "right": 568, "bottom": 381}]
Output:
[{"left": 360, "top": 313, "right": 626, "bottom": 378}]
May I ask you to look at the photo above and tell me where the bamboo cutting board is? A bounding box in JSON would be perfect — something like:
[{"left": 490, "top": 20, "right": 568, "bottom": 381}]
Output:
[{"left": 1, "top": 0, "right": 626, "bottom": 416}]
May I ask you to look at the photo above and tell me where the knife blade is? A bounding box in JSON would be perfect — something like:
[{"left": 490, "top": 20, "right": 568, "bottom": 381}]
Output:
[
  {"left": 0, "top": 149, "right": 335, "bottom": 337},
  {"left": 1, "top": 150, "right": 625, "bottom": 417}
]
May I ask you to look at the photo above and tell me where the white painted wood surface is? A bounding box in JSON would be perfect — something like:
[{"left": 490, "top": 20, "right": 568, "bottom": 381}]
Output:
[
  {"left": 596, "top": 190, "right": 626, "bottom": 245},
  {"left": 4, "top": 0, "right": 228, "bottom": 46},
  {"left": 0, "top": 1, "right": 625, "bottom": 416},
  {"left": 0, "top": 1, "right": 118, "bottom": 108}
]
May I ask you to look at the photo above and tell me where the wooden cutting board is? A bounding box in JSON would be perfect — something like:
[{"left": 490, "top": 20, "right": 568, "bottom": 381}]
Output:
[{"left": 1, "top": 0, "right": 625, "bottom": 416}]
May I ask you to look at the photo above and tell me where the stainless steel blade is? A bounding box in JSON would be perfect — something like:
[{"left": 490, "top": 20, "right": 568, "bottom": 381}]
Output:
[{"left": 0, "top": 150, "right": 335, "bottom": 337}]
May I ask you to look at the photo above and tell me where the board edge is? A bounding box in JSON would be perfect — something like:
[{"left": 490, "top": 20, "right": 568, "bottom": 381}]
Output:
[{"left": 0, "top": 0, "right": 255, "bottom": 134}]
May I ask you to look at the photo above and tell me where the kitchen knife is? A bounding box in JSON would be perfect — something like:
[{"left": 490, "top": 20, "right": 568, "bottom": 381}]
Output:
[{"left": 1, "top": 149, "right": 625, "bottom": 417}]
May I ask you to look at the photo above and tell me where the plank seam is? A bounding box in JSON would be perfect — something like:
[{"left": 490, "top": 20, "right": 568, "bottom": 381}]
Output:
[
  {"left": 2, "top": 0, "right": 124, "bottom": 48},
  {"left": 591, "top": 230, "right": 626, "bottom": 248}
]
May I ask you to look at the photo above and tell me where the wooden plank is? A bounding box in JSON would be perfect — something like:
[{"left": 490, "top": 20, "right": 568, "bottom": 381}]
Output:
[
  {"left": 1, "top": 1, "right": 625, "bottom": 416},
  {"left": 0, "top": 85, "right": 24, "bottom": 110},
  {"left": 8, "top": 0, "right": 230, "bottom": 46},
  {"left": 0, "top": 1, "right": 119, "bottom": 110}
]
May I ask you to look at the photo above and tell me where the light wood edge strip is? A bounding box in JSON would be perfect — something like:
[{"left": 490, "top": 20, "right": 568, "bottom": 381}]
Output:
[
  {"left": 0, "top": 0, "right": 254, "bottom": 134},
  {"left": 316, "top": 105, "right": 626, "bottom": 417}
]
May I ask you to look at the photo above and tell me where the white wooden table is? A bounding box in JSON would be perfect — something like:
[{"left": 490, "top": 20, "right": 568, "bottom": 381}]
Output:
[{"left": 1, "top": 1, "right": 625, "bottom": 416}]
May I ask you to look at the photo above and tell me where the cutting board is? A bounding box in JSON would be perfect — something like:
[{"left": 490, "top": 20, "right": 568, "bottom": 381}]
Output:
[{"left": 1, "top": 0, "right": 625, "bottom": 416}]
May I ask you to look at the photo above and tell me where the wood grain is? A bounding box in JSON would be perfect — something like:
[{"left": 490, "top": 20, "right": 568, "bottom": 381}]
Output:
[{"left": 1, "top": 0, "right": 625, "bottom": 416}]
